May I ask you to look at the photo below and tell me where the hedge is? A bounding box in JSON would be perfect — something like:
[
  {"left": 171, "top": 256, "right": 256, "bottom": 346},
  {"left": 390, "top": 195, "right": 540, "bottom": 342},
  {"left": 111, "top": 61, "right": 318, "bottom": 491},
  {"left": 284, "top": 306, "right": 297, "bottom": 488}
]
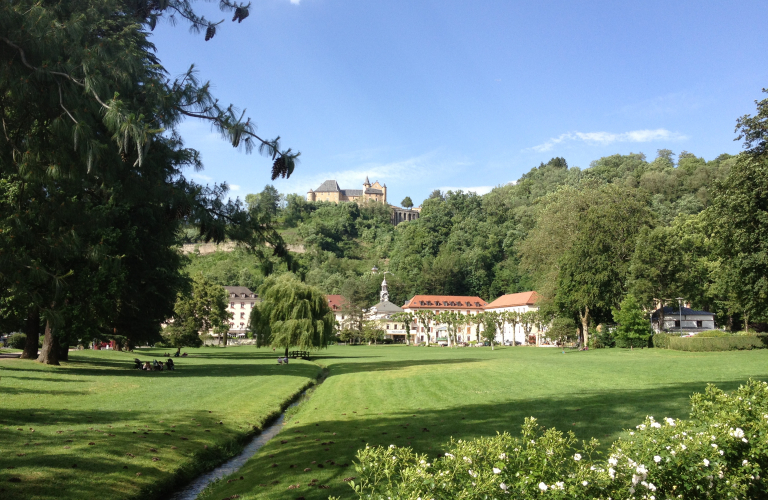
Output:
[
  {"left": 651, "top": 332, "right": 682, "bottom": 349},
  {"left": 7, "top": 333, "right": 26, "bottom": 349},
  {"left": 668, "top": 335, "right": 768, "bottom": 351}
]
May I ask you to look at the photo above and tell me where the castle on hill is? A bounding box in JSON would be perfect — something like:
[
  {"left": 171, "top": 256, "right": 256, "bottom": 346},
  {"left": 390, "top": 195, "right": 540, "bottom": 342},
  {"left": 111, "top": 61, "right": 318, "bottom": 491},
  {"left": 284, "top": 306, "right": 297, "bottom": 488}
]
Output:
[{"left": 307, "top": 176, "right": 387, "bottom": 204}]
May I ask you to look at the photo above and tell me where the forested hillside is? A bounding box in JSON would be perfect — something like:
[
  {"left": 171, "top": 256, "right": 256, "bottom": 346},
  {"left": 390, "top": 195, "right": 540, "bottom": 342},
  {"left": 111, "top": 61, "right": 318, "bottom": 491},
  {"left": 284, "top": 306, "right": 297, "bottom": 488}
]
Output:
[{"left": 185, "top": 148, "right": 740, "bottom": 323}]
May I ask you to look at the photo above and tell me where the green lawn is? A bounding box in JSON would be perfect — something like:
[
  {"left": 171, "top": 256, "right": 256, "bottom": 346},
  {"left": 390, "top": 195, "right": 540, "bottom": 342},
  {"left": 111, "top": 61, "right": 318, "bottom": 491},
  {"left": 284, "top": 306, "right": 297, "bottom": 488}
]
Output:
[
  {"left": 3, "top": 345, "right": 767, "bottom": 500},
  {"left": 0, "top": 348, "right": 320, "bottom": 500},
  {"left": 201, "top": 345, "right": 768, "bottom": 500}
]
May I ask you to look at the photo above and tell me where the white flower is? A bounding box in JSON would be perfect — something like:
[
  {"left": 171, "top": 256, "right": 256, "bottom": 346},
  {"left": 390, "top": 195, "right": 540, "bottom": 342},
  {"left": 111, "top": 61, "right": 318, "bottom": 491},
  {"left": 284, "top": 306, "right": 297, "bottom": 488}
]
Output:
[
  {"left": 681, "top": 444, "right": 687, "bottom": 450},
  {"left": 499, "top": 453, "right": 506, "bottom": 459},
  {"left": 500, "top": 483, "right": 508, "bottom": 491},
  {"left": 654, "top": 455, "right": 661, "bottom": 463},
  {"left": 665, "top": 417, "right": 675, "bottom": 426},
  {"left": 712, "top": 444, "right": 718, "bottom": 449},
  {"left": 651, "top": 422, "right": 661, "bottom": 428},
  {"left": 574, "top": 453, "right": 582, "bottom": 461},
  {"left": 730, "top": 428, "right": 745, "bottom": 438},
  {"left": 493, "top": 468, "right": 501, "bottom": 474},
  {"left": 582, "top": 480, "right": 588, "bottom": 486},
  {"left": 742, "top": 438, "right": 749, "bottom": 443},
  {"left": 469, "top": 470, "right": 477, "bottom": 478},
  {"left": 743, "top": 460, "right": 749, "bottom": 466},
  {"left": 608, "top": 457, "right": 618, "bottom": 466},
  {"left": 463, "top": 456, "right": 472, "bottom": 463},
  {"left": 554, "top": 481, "right": 564, "bottom": 490},
  {"left": 648, "top": 482, "right": 657, "bottom": 491},
  {"left": 608, "top": 467, "right": 615, "bottom": 479},
  {"left": 538, "top": 482, "right": 548, "bottom": 491},
  {"left": 703, "top": 459, "right": 710, "bottom": 467},
  {"left": 389, "top": 444, "right": 396, "bottom": 448},
  {"left": 445, "top": 453, "right": 454, "bottom": 459}
]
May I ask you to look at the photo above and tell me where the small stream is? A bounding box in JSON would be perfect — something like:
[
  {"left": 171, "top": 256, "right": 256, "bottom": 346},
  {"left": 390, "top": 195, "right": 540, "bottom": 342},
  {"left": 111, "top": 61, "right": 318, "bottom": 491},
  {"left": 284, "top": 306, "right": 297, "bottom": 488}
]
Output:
[{"left": 169, "top": 397, "right": 303, "bottom": 500}]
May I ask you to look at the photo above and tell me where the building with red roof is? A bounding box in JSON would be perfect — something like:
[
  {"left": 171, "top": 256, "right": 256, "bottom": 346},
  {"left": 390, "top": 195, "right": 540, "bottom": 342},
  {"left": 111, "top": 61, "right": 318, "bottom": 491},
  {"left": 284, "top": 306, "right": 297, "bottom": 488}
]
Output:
[
  {"left": 484, "top": 291, "right": 543, "bottom": 345},
  {"left": 402, "top": 295, "right": 488, "bottom": 345}
]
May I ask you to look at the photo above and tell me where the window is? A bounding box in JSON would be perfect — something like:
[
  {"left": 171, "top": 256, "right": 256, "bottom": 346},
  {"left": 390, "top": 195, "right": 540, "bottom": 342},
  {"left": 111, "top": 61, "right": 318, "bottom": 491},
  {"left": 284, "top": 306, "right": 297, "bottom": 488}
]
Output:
[
  {"left": 696, "top": 320, "right": 703, "bottom": 328},
  {"left": 240, "top": 302, "right": 245, "bottom": 308},
  {"left": 675, "top": 320, "right": 681, "bottom": 328},
  {"left": 240, "top": 313, "right": 245, "bottom": 319},
  {"left": 250, "top": 303, "right": 254, "bottom": 308},
  {"left": 230, "top": 302, "right": 235, "bottom": 308},
  {"left": 387, "top": 324, "right": 390, "bottom": 330}
]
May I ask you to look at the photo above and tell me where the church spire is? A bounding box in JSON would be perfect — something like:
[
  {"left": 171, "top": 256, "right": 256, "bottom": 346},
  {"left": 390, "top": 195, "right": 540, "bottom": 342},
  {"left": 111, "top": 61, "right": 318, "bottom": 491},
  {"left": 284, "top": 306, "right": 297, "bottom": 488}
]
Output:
[
  {"left": 380, "top": 277, "right": 389, "bottom": 303},
  {"left": 364, "top": 175, "right": 371, "bottom": 187}
]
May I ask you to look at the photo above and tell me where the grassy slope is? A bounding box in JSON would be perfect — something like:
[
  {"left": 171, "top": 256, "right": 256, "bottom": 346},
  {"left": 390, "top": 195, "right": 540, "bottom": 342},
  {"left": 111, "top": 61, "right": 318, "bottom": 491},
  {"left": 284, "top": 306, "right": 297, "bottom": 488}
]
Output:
[
  {"left": 203, "top": 345, "right": 768, "bottom": 500},
  {"left": 0, "top": 348, "right": 320, "bottom": 500}
]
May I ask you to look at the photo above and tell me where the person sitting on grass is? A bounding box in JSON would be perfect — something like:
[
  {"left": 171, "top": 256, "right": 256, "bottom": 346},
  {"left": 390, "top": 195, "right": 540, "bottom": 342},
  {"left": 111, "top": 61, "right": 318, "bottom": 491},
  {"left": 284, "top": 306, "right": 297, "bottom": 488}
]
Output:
[
  {"left": 284, "top": 356, "right": 289, "bottom": 365},
  {"left": 166, "top": 358, "right": 175, "bottom": 371},
  {"left": 133, "top": 358, "right": 143, "bottom": 370},
  {"left": 181, "top": 352, "right": 188, "bottom": 357},
  {"left": 277, "top": 357, "right": 283, "bottom": 365},
  {"left": 175, "top": 347, "right": 181, "bottom": 357},
  {"left": 152, "top": 359, "right": 160, "bottom": 371},
  {"left": 157, "top": 361, "right": 164, "bottom": 371},
  {"left": 143, "top": 361, "right": 152, "bottom": 371}
]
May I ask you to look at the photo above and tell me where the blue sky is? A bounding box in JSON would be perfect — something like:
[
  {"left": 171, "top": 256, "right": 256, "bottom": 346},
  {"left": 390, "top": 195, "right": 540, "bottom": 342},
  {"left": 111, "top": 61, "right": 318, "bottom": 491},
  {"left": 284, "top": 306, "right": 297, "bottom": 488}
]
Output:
[{"left": 151, "top": 0, "right": 768, "bottom": 206}]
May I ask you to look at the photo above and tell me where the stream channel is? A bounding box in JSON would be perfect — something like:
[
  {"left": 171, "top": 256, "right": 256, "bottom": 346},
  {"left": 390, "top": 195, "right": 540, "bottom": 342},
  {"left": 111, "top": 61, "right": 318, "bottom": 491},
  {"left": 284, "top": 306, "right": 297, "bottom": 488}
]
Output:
[{"left": 169, "top": 391, "right": 308, "bottom": 500}]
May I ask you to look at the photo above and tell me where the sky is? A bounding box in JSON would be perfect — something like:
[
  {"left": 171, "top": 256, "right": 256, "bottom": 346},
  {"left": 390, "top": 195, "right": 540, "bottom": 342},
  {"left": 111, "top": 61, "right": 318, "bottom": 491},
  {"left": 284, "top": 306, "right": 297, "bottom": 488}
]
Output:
[{"left": 150, "top": 0, "right": 768, "bottom": 206}]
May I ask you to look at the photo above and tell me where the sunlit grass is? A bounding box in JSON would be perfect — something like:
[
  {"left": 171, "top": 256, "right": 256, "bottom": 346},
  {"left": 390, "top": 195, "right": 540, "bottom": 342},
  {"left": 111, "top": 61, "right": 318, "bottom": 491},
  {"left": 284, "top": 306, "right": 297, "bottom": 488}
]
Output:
[
  {"left": 0, "top": 347, "right": 320, "bottom": 500},
  {"left": 201, "top": 345, "right": 768, "bottom": 500}
]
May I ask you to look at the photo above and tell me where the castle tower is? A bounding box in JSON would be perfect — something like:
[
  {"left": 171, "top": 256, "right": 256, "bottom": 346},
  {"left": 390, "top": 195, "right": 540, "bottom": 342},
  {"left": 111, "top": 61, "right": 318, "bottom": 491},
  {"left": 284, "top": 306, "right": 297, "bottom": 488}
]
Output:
[
  {"left": 307, "top": 188, "right": 316, "bottom": 202},
  {"left": 382, "top": 183, "right": 387, "bottom": 203},
  {"left": 380, "top": 276, "right": 389, "bottom": 302},
  {"left": 363, "top": 176, "right": 371, "bottom": 188}
]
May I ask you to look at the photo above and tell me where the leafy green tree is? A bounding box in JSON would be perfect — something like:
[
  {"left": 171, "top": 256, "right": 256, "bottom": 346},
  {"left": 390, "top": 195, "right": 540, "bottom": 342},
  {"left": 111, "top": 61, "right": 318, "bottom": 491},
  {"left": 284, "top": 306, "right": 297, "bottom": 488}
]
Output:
[
  {"left": 630, "top": 225, "right": 684, "bottom": 328},
  {"left": 612, "top": 294, "right": 651, "bottom": 349},
  {"left": 477, "top": 311, "right": 499, "bottom": 349},
  {"left": 172, "top": 274, "right": 230, "bottom": 347},
  {"left": 549, "top": 316, "right": 578, "bottom": 352},
  {"left": 705, "top": 151, "right": 768, "bottom": 330},
  {"left": 413, "top": 310, "right": 434, "bottom": 346},
  {"left": 391, "top": 312, "right": 415, "bottom": 345},
  {"left": 401, "top": 197, "right": 414, "bottom": 209},
  {"left": 502, "top": 311, "right": 520, "bottom": 346},
  {"left": 520, "top": 311, "right": 538, "bottom": 345},
  {"left": 0, "top": 0, "right": 297, "bottom": 364},
  {"left": 252, "top": 274, "right": 334, "bottom": 357}
]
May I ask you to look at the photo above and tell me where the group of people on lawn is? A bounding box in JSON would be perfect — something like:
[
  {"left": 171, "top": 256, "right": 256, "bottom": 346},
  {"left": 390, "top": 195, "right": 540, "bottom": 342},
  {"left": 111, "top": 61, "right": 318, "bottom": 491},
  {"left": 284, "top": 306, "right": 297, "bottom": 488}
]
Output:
[{"left": 135, "top": 358, "right": 175, "bottom": 371}]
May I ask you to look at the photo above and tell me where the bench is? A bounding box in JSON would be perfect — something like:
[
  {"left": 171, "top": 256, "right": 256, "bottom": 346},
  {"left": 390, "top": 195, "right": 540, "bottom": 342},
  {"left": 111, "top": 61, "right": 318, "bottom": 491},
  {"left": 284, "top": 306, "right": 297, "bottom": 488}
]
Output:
[{"left": 289, "top": 350, "right": 310, "bottom": 360}]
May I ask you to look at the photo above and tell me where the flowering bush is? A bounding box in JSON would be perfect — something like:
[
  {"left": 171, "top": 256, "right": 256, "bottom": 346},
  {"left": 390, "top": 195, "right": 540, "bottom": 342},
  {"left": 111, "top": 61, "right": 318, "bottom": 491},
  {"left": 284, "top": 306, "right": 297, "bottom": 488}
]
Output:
[{"left": 346, "top": 379, "right": 768, "bottom": 500}]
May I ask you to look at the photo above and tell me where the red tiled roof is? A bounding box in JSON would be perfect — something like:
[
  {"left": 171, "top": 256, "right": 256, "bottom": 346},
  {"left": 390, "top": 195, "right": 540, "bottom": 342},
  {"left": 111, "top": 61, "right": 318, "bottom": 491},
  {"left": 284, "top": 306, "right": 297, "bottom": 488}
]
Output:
[
  {"left": 484, "top": 291, "right": 539, "bottom": 309},
  {"left": 326, "top": 294, "right": 346, "bottom": 311},
  {"left": 402, "top": 295, "right": 487, "bottom": 309}
]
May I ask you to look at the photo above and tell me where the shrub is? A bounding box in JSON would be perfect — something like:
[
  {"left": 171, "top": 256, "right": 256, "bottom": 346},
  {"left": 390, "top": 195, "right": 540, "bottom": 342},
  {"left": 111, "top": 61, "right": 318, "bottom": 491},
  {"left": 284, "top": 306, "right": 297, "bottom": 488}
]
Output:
[
  {"left": 612, "top": 295, "right": 651, "bottom": 349},
  {"left": 651, "top": 332, "right": 682, "bottom": 349},
  {"left": 697, "top": 330, "right": 730, "bottom": 337},
  {"left": 668, "top": 335, "right": 768, "bottom": 351},
  {"left": 349, "top": 379, "right": 768, "bottom": 500},
  {"left": 7, "top": 333, "right": 26, "bottom": 349}
]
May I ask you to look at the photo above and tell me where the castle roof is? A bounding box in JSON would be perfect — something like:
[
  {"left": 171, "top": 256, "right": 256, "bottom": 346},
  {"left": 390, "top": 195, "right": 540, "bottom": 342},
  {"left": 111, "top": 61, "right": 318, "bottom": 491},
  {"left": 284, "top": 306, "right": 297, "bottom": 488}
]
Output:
[
  {"left": 315, "top": 180, "right": 341, "bottom": 192},
  {"left": 341, "top": 189, "right": 363, "bottom": 197},
  {"left": 364, "top": 176, "right": 370, "bottom": 185},
  {"left": 365, "top": 188, "right": 383, "bottom": 195}
]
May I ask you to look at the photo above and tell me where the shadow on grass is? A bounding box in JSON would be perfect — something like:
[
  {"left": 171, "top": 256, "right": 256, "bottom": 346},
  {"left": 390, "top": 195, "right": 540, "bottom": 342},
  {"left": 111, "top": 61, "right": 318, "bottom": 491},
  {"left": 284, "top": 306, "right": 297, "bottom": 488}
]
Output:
[
  {"left": 326, "top": 357, "right": 484, "bottom": 376},
  {"left": 0, "top": 407, "right": 257, "bottom": 500},
  {"left": 200, "top": 376, "right": 767, "bottom": 500}
]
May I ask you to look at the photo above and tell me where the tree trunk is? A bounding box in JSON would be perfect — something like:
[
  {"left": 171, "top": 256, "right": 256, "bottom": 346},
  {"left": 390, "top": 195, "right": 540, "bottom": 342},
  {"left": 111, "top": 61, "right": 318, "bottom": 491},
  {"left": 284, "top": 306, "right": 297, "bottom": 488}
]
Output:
[
  {"left": 579, "top": 306, "right": 590, "bottom": 349},
  {"left": 58, "top": 338, "right": 69, "bottom": 361},
  {"left": 284, "top": 346, "right": 289, "bottom": 357},
  {"left": 222, "top": 331, "right": 228, "bottom": 346},
  {"left": 744, "top": 313, "right": 749, "bottom": 333},
  {"left": 37, "top": 320, "right": 60, "bottom": 365},
  {"left": 20, "top": 307, "right": 40, "bottom": 359}
]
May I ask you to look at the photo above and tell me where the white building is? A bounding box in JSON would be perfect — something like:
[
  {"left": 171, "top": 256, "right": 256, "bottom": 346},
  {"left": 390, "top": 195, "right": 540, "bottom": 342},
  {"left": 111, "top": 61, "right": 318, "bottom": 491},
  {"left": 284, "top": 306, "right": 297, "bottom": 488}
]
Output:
[
  {"left": 224, "top": 286, "right": 260, "bottom": 338},
  {"left": 483, "top": 291, "right": 541, "bottom": 345},
  {"left": 367, "top": 278, "right": 406, "bottom": 342},
  {"left": 402, "top": 294, "right": 488, "bottom": 344}
]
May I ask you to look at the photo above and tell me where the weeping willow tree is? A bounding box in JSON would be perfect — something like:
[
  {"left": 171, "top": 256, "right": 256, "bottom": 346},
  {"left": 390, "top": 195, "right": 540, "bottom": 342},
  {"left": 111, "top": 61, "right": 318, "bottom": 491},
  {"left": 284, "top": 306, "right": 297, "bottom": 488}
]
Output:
[{"left": 251, "top": 274, "right": 334, "bottom": 356}]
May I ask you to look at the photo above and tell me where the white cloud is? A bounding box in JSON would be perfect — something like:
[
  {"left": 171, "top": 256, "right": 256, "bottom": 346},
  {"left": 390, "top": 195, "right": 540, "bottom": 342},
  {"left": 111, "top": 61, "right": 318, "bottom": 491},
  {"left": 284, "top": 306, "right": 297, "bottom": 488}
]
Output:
[
  {"left": 191, "top": 173, "right": 213, "bottom": 181},
  {"left": 228, "top": 184, "right": 241, "bottom": 191},
  {"left": 289, "top": 0, "right": 300, "bottom": 4},
  {"left": 529, "top": 129, "right": 687, "bottom": 153}
]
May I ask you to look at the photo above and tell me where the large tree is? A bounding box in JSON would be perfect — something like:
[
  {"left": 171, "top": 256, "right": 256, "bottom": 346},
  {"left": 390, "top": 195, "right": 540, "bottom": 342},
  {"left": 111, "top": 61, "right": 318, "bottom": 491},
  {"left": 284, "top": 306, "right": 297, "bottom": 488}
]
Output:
[
  {"left": 1, "top": 1, "right": 296, "bottom": 363},
  {"left": 251, "top": 274, "right": 334, "bottom": 357},
  {"left": 704, "top": 153, "right": 768, "bottom": 329},
  {"left": 170, "top": 274, "right": 230, "bottom": 347}
]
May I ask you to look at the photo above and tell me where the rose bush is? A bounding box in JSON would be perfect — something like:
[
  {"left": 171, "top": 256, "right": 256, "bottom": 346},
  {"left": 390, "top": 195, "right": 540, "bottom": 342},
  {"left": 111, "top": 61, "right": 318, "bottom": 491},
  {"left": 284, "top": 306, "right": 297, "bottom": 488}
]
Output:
[{"left": 345, "top": 379, "right": 768, "bottom": 500}]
